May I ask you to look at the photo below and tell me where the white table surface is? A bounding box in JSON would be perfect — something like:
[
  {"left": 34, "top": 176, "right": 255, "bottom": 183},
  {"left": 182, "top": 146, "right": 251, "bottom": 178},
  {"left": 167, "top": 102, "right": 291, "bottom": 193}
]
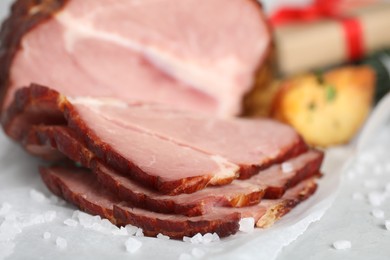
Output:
[{"left": 0, "top": 1, "right": 390, "bottom": 259}]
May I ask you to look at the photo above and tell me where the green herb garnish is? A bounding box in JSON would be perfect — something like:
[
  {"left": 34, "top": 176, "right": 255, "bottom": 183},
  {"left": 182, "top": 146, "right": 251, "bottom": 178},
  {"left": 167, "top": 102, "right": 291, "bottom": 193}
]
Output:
[{"left": 325, "top": 85, "right": 337, "bottom": 102}]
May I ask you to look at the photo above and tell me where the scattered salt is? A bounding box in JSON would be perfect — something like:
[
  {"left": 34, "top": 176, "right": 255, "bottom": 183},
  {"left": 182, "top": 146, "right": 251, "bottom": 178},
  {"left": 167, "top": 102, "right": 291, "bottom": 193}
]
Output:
[
  {"left": 212, "top": 233, "right": 220, "bottom": 242},
  {"left": 56, "top": 237, "right": 67, "bottom": 249},
  {"left": 156, "top": 233, "right": 170, "bottom": 240},
  {"left": 125, "top": 224, "right": 138, "bottom": 236},
  {"left": 192, "top": 248, "right": 205, "bottom": 258},
  {"left": 64, "top": 219, "right": 78, "bottom": 227},
  {"left": 43, "top": 232, "right": 51, "bottom": 240},
  {"left": 44, "top": 211, "right": 56, "bottom": 222},
  {"left": 202, "top": 233, "right": 214, "bottom": 244},
  {"left": 30, "top": 189, "right": 47, "bottom": 203},
  {"left": 333, "top": 240, "right": 351, "bottom": 250},
  {"left": 135, "top": 228, "right": 144, "bottom": 237},
  {"left": 111, "top": 227, "right": 127, "bottom": 236},
  {"left": 371, "top": 209, "right": 385, "bottom": 219},
  {"left": 281, "top": 162, "right": 294, "bottom": 173},
  {"left": 190, "top": 233, "right": 203, "bottom": 244},
  {"left": 385, "top": 220, "right": 390, "bottom": 231},
  {"left": 364, "top": 179, "right": 379, "bottom": 189},
  {"left": 352, "top": 192, "right": 364, "bottom": 201},
  {"left": 77, "top": 211, "right": 95, "bottom": 228},
  {"left": 239, "top": 218, "right": 255, "bottom": 233},
  {"left": 183, "top": 233, "right": 220, "bottom": 244},
  {"left": 368, "top": 191, "right": 386, "bottom": 206},
  {"left": 125, "top": 237, "right": 142, "bottom": 253},
  {"left": 0, "top": 202, "right": 11, "bottom": 215},
  {"left": 18, "top": 214, "right": 45, "bottom": 227}
]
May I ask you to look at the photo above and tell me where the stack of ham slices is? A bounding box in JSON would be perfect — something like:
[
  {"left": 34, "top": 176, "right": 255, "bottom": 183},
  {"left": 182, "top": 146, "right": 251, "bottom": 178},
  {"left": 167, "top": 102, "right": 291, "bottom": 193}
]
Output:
[
  {"left": 2, "top": 84, "right": 323, "bottom": 238},
  {"left": 0, "top": 0, "right": 324, "bottom": 239}
]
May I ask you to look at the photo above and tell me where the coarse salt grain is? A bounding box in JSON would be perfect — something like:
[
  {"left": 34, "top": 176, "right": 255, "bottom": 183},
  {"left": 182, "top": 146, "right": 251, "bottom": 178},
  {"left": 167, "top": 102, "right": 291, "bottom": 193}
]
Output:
[
  {"left": 281, "top": 162, "right": 293, "bottom": 173},
  {"left": 212, "top": 233, "right": 220, "bottom": 242},
  {"left": 385, "top": 220, "right": 390, "bottom": 231},
  {"left": 64, "top": 219, "right": 78, "bottom": 227},
  {"left": 371, "top": 209, "right": 385, "bottom": 219},
  {"left": 43, "top": 232, "right": 51, "bottom": 240},
  {"left": 202, "top": 233, "right": 214, "bottom": 244},
  {"left": 112, "top": 227, "right": 128, "bottom": 236},
  {"left": 190, "top": 233, "right": 203, "bottom": 244},
  {"left": 135, "top": 228, "right": 144, "bottom": 237},
  {"left": 239, "top": 218, "right": 255, "bottom": 233},
  {"left": 333, "top": 240, "right": 351, "bottom": 250},
  {"left": 30, "top": 189, "right": 47, "bottom": 203},
  {"left": 156, "top": 233, "right": 170, "bottom": 240},
  {"left": 56, "top": 237, "right": 67, "bottom": 249},
  {"left": 183, "top": 236, "right": 191, "bottom": 243},
  {"left": 125, "top": 237, "right": 142, "bottom": 253},
  {"left": 125, "top": 224, "right": 138, "bottom": 236}
]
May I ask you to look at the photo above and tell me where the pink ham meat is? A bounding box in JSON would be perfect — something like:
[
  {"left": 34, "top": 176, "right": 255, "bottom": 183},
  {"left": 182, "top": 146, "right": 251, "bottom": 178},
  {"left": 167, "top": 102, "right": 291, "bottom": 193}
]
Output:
[
  {"left": 4, "top": 85, "right": 309, "bottom": 195},
  {"left": 1, "top": 0, "right": 271, "bottom": 117},
  {"left": 70, "top": 99, "right": 308, "bottom": 178},
  {"left": 40, "top": 166, "right": 318, "bottom": 238},
  {"left": 23, "top": 124, "right": 322, "bottom": 216}
]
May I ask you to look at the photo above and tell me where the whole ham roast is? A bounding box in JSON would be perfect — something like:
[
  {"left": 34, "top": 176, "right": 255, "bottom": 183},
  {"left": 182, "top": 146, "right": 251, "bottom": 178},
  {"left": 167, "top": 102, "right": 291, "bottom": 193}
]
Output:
[{"left": 0, "top": 0, "right": 323, "bottom": 239}]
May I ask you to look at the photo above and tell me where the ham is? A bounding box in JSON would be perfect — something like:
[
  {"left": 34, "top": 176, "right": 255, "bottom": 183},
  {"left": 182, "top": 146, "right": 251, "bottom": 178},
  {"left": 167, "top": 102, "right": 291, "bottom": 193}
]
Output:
[
  {"left": 40, "top": 165, "right": 318, "bottom": 238},
  {"left": 0, "top": 1, "right": 323, "bottom": 240},
  {"left": 4, "top": 85, "right": 309, "bottom": 195},
  {"left": 23, "top": 124, "right": 322, "bottom": 216},
  {"left": 0, "top": 0, "right": 271, "bottom": 117}
]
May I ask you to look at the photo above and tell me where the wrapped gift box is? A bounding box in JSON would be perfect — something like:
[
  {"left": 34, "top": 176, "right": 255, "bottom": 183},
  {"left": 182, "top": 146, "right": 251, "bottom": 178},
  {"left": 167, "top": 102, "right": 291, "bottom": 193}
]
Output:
[{"left": 274, "top": 3, "right": 390, "bottom": 75}]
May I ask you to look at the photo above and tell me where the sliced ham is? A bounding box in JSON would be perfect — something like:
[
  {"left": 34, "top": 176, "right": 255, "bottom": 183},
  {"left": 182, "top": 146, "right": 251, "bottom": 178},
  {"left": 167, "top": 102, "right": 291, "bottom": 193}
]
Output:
[
  {"left": 69, "top": 98, "right": 308, "bottom": 177},
  {"left": 40, "top": 165, "right": 318, "bottom": 238},
  {"left": 1, "top": 0, "right": 271, "bottom": 117},
  {"left": 4, "top": 85, "right": 310, "bottom": 195},
  {"left": 24, "top": 124, "right": 322, "bottom": 216}
]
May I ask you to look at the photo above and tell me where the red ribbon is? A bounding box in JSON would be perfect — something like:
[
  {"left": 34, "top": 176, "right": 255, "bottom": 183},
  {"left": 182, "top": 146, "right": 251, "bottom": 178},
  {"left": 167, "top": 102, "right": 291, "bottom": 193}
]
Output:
[{"left": 270, "top": 0, "right": 365, "bottom": 61}]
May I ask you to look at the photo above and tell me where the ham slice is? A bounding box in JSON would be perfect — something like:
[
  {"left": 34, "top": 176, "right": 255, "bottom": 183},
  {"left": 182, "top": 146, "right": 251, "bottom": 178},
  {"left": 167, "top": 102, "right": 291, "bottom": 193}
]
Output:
[
  {"left": 69, "top": 99, "right": 308, "bottom": 178},
  {"left": 1, "top": 0, "right": 271, "bottom": 117},
  {"left": 4, "top": 84, "right": 309, "bottom": 195},
  {"left": 23, "top": 124, "right": 322, "bottom": 216},
  {"left": 40, "top": 165, "right": 318, "bottom": 238}
]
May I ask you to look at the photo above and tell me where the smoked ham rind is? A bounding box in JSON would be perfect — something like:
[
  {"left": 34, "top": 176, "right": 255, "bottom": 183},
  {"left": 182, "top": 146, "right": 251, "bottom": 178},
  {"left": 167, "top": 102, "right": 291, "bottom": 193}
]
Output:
[
  {"left": 0, "top": 0, "right": 273, "bottom": 117},
  {"left": 40, "top": 166, "right": 318, "bottom": 238}
]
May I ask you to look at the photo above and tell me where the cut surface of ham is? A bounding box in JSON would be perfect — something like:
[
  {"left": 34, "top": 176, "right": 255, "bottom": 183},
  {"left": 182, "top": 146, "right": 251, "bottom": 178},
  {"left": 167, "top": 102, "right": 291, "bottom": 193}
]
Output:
[{"left": 1, "top": 0, "right": 271, "bottom": 116}]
